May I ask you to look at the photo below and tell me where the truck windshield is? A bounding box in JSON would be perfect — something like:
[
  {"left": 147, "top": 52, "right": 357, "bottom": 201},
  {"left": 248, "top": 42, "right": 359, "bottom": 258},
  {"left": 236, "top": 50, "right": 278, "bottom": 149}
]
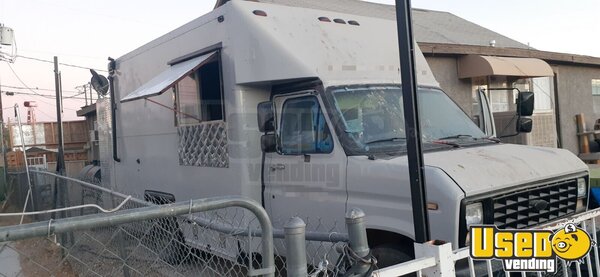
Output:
[{"left": 328, "top": 85, "right": 486, "bottom": 154}]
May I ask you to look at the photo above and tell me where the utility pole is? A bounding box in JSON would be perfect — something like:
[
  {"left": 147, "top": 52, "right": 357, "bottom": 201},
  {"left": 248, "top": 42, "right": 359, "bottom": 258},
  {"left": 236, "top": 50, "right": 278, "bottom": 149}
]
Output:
[
  {"left": 53, "top": 56, "right": 73, "bottom": 249},
  {"left": 395, "top": 0, "right": 430, "bottom": 243},
  {"left": 0, "top": 85, "right": 7, "bottom": 201},
  {"left": 83, "top": 84, "right": 88, "bottom": 106},
  {"left": 53, "top": 56, "right": 65, "bottom": 175},
  {"left": 0, "top": 28, "right": 9, "bottom": 200}
]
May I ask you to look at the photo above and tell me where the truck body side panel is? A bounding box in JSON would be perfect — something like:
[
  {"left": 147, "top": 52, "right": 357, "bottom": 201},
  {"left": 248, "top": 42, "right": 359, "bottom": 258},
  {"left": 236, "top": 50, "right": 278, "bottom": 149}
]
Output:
[
  {"left": 112, "top": 5, "right": 267, "bottom": 202},
  {"left": 346, "top": 156, "right": 464, "bottom": 246}
]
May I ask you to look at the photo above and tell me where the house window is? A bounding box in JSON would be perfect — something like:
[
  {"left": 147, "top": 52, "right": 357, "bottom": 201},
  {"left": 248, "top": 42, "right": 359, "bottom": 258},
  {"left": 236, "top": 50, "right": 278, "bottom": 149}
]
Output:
[
  {"left": 485, "top": 76, "right": 516, "bottom": 113},
  {"left": 593, "top": 79, "right": 600, "bottom": 113},
  {"left": 175, "top": 57, "right": 224, "bottom": 125},
  {"left": 532, "top": 77, "right": 554, "bottom": 112},
  {"left": 489, "top": 89, "right": 513, "bottom": 113}
]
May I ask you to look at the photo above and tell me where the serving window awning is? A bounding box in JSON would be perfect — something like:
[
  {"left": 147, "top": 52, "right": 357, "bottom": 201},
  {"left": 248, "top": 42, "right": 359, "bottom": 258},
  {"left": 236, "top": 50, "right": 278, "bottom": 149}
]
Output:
[
  {"left": 458, "top": 55, "right": 554, "bottom": 79},
  {"left": 121, "top": 51, "right": 218, "bottom": 103}
]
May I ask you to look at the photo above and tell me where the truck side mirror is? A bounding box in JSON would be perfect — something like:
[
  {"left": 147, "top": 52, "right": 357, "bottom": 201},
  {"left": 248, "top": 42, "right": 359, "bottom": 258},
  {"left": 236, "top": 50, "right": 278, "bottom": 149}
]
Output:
[
  {"left": 257, "top": 101, "right": 275, "bottom": 132},
  {"left": 261, "top": 134, "right": 277, "bottom": 153},
  {"left": 517, "top": 92, "right": 534, "bottom": 117},
  {"left": 517, "top": 117, "right": 533, "bottom": 133}
]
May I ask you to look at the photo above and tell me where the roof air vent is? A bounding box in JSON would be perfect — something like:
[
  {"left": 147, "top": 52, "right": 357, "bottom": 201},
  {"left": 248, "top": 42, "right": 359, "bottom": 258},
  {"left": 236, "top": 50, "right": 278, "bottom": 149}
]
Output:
[{"left": 253, "top": 10, "right": 267, "bottom": 17}]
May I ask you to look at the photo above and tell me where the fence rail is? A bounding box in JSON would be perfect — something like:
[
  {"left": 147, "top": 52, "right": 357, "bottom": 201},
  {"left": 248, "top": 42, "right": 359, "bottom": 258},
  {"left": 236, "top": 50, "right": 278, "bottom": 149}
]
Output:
[
  {"left": 374, "top": 207, "right": 600, "bottom": 277},
  {"left": 1, "top": 196, "right": 277, "bottom": 276},
  {"left": 0, "top": 170, "right": 371, "bottom": 277}
]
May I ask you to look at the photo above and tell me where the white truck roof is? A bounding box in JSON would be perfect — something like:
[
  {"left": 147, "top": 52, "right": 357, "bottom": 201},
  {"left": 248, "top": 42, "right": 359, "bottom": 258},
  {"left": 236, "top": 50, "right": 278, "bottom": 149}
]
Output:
[{"left": 117, "top": 0, "right": 439, "bottom": 91}]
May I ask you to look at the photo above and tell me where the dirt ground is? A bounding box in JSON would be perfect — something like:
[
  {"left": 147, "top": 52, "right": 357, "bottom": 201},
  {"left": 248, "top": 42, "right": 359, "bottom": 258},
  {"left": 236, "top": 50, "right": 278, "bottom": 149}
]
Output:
[{"left": 0, "top": 201, "right": 78, "bottom": 277}]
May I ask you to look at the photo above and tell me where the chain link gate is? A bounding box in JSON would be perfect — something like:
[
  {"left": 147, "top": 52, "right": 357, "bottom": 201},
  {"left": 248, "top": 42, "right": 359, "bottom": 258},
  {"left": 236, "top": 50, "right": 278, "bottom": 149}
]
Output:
[{"left": 0, "top": 170, "right": 374, "bottom": 277}]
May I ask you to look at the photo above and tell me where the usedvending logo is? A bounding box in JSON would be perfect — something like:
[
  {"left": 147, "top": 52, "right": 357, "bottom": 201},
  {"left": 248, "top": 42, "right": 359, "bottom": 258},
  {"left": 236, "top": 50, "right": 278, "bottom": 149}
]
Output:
[{"left": 470, "top": 223, "right": 594, "bottom": 272}]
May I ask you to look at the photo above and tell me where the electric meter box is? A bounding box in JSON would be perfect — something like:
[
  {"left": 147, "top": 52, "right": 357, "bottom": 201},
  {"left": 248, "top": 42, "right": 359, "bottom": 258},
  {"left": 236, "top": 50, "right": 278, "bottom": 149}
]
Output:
[{"left": 0, "top": 26, "right": 14, "bottom": 46}]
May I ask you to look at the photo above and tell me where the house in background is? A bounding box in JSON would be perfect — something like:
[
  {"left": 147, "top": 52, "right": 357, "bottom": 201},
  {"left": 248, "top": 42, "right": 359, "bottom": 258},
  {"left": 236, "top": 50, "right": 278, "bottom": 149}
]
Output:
[
  {"left": 76, "top": 104, "right": 99, "bottom": 164},
  {"left": 218, "top": 0, "right": 600, "bottom": 155},
  {"left": 7, "top": 121, "right": 89, "bottom": 176}
]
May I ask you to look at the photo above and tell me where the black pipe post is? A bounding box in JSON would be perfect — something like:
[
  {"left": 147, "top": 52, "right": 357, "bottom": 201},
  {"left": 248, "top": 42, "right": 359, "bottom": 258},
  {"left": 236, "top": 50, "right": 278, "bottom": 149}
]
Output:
[
  {"left": 53, "top": 56, "right": 66, "bottom": 175},
  {"left": 107, "top": 57, "right": 121, "bottom": 163},
  {"left": 394, "top": 0, "right": 430, "bottom": 243}
]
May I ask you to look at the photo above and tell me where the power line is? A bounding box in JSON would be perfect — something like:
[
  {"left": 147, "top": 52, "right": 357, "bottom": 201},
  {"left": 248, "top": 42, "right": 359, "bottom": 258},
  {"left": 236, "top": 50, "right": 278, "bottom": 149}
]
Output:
[
  {"left": 5, "top": 62, "right": 87, "bottom": 99},
  {"left": 3, "top": 85, "right": 92, "bottom": 99},
  {"left": 2, "top": 84, "right": 79, "bottom": 93},
  {"left": 1, "top": 90, "right": 88, "bottom": 100},
  {"left": 19, "top": 48, "right": 107, "bottom": 61},
  {"left": 3, "top": 92, "right": 78, "bottom": 112},
  {"left": 34, "top": 106, "right": 58, "bottom": 120},
  {"left": 5, "top": 62, "right": 57, "bottom": 105},
  {"left": 3, "top": 63, "right": 79, "bottom": 111},
  {"left": 16, "top": 55, "right": 108, "bottom": 72}
]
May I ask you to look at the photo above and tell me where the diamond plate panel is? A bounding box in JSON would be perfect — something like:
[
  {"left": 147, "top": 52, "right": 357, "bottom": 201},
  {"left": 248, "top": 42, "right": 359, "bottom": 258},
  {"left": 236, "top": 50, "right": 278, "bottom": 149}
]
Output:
[
  {"left": 96, "top": 98, "right": 112, "bottom": 187},
  {"left": 178, "top": 121, "right": 229, "bottom": 168}
]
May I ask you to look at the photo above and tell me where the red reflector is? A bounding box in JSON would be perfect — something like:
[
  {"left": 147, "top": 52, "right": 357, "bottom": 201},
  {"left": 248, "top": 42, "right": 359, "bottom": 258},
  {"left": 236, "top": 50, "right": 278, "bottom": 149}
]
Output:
[
  {"left": 333, "top": 18, "right": 346, "bottom": 24},
  {"left": 348, "top": 20, "right": 360, "bottom": 26},
  {"left": 318, "top": 17, "right": 331, "bottom": 22},
  {"left": 253, "top": 10, "right": 267, "bottom": 17}
]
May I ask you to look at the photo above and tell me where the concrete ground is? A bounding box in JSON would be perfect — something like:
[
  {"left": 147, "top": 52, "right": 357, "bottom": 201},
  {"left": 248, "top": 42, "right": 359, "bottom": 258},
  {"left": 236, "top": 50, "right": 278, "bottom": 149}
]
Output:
[{"left": 0, "top": 203, "right": 77, "bottom": 277}]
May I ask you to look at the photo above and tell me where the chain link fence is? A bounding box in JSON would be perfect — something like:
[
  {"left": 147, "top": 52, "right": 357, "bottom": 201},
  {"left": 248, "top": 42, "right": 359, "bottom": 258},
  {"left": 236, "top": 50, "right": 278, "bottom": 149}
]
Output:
[{"left": 0, "top": 170, "right": 373, "bottom": 277}]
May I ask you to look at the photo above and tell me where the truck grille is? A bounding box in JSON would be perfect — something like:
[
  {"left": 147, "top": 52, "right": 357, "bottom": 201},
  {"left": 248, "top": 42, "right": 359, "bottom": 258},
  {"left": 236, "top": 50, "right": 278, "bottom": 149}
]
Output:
[{"left": 492, "top": 179, "right": 578, "bottom": 229}]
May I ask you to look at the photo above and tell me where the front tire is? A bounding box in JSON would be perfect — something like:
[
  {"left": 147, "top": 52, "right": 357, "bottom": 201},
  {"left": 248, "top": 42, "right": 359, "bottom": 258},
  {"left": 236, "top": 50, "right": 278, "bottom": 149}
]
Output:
[{"left": 370, "top": 243, "right": 413, "bottom": 269}]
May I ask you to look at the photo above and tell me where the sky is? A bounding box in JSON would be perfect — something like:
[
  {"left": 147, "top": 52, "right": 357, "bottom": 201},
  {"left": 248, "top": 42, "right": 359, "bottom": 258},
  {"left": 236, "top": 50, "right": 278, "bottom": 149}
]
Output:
[{"left": 0, "top": 0, "right": 598, "bottom": 123}]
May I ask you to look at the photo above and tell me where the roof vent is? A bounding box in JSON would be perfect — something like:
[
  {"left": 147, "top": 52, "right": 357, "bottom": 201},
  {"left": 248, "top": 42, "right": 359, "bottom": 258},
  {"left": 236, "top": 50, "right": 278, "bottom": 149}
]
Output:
[
  {"left": 333, "top": 19, "right": 346, "bottom": 24},
  {"left": 318, "top": 17, "right": 331, "bottom": 22},
  {"left": 253, "top": 10, "right": 267, "bottom": 17},
  {"left": 348, "top": 20, "right": 360, "bottom": 26}
]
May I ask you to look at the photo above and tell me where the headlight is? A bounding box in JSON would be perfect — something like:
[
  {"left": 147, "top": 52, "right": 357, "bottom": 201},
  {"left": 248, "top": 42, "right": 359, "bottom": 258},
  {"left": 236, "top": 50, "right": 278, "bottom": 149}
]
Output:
[
  {"left": 465, "top": 202, "right": 483, "bottom": 228},
  {"left": 577, "top": 178, "right": 587, "bottom": 198}
]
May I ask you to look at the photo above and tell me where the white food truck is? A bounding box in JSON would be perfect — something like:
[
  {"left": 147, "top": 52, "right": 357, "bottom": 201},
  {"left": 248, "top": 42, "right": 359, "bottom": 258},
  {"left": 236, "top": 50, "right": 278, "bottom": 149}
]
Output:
[{"left": 99, "top": 0, "right": 589, "bottom": 267}]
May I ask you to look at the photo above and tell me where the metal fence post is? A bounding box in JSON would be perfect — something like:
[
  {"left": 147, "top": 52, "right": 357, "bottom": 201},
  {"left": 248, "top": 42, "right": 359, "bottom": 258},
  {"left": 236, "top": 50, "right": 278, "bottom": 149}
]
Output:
[
  {"left": 285, "top": 217, "right": 307, "bottom": 277},
  {"left": 414, "top": 241, "right": 454, "bottom": 276},
  {"left": 345, "top": 208, "right": 371, "bottom": 275}
]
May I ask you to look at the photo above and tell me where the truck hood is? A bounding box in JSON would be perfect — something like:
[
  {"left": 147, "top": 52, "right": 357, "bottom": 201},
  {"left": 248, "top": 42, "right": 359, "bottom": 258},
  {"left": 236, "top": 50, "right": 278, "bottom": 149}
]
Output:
[{"left": 423, "top": 144, "right": 588, "bottom": 197}]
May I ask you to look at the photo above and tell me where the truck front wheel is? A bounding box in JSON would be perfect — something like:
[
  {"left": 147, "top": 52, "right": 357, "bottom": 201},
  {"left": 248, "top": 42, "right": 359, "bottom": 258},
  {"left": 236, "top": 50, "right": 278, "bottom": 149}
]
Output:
[{"left": 370, "top": 243, "right": 413, "bottom": 269}]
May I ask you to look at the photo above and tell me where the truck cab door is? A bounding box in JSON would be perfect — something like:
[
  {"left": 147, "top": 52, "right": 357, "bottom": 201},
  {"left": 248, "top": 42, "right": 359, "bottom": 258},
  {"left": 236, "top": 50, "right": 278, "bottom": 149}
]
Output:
[
  {"left": 477, "top": 88, "right": 496, "bottom": 137},
  {"left": 263, "top": 91, "right": 347, "bottom": 231}
]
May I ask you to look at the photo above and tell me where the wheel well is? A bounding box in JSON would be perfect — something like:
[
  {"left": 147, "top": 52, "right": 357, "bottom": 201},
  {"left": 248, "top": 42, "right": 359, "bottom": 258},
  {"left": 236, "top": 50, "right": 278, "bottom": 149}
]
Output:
[
  {"left": 144, "top": 190, "right": 176, "bottom": 204},
  {"left": 367, "top": 229, "right": 415, "bottom": 256}
]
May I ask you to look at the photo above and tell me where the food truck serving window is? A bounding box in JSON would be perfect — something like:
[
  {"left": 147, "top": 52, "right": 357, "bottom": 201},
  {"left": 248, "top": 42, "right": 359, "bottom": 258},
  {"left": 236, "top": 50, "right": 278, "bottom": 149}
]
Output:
[
  {"left": 120, "top": 51, "right": 224, "bottom": 126},
  {"left": 175, "top": 56, "right": 224, "bottom": 125}
]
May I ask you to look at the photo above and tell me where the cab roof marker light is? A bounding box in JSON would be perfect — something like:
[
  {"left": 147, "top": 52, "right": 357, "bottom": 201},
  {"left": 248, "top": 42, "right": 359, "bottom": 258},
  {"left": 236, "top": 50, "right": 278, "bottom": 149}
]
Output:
[
  {"left": 253, "top": 10, "right": 267, "bottom": 17},
  {"left": 318, "top": 17, "right": 331, "bottom": 22},
  {"left": 348, "top": 20, "right": 360, "bottom": 26},
  {"left": 333, "top": 19, "right": 346, "bottom": 24}
]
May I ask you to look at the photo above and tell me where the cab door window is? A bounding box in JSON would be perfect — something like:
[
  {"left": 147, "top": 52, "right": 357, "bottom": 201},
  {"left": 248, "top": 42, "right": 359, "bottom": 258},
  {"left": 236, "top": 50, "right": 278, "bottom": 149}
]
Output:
[{"left": 279, "top": 96, "right": 333, "bottom": 155}]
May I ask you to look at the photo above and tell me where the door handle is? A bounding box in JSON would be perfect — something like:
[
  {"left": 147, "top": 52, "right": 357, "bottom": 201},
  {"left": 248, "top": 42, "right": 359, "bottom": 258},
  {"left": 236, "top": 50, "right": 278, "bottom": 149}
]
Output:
[{"left": 270, "top": 164, "right": 286, "bottom": 171}]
